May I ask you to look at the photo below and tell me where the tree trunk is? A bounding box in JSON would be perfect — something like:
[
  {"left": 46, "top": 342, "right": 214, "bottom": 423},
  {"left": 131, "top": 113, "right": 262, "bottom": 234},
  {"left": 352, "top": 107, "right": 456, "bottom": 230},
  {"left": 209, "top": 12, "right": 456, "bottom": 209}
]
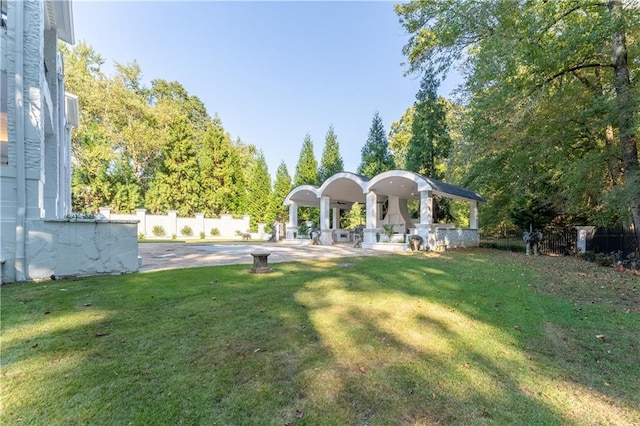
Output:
[{"left": 609, "top": 0, "right": 640, "bottom": 236}]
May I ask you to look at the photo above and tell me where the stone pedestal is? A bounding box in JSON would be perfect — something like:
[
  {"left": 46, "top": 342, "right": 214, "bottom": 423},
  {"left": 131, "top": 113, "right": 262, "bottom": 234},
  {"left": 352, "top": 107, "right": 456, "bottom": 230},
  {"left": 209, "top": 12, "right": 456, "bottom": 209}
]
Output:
[{"left": 250, "top": 252, "right": 273, "bottom": 273}]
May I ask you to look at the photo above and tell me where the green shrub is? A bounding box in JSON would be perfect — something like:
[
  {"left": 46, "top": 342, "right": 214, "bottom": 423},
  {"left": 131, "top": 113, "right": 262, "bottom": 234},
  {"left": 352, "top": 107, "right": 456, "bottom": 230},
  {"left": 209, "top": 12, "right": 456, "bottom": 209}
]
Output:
[
  {"left": 171, "top": 234, "right": 177, "bottom": 240},
  {"left": 138, "top": 232, "right": 145, "bottom": 240},
  {"left": 152, "top": 225, "right": 165, "bottom": 237},
  {"left": 180, "top": 225, "right": 193, "bottom": 237},
  {"left": 210, "top": 228, "right": 220, "bottom": 236},
  {"left": 199, "top": 231, "right": 205, "bottom": 240}
]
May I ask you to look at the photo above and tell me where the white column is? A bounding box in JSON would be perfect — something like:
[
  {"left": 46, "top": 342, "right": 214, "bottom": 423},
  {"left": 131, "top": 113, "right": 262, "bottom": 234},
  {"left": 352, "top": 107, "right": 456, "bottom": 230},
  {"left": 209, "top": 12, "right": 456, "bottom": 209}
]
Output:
[
  {"left": 287, "top": 203, "right": 299, "bottom": 239},
  {"left": 195, "top": 213, "right": 205, "bottom": 237},
  {"left": 420, "top": 191, "right": 433, "bottom": 225},
  {"left": 288, "top": 203, "right": 298, "bottom": 228},
  {"left": 320, "top": 196, "right": 333, "bottom": 245},
  {"left": 332, "top": 208, "right": 340, "bottom": 230},
  {"left": 136, "top": 209, "right": 147, "bottom": 236},
  {"left": 469, "top": 201, "right": 478, "bottom": 229},
  {"left": 366, "top": 191, "right": 377, "bottom": 229},
  {"left": 320, "top": 196, "right": 330, "bottom": 230}
]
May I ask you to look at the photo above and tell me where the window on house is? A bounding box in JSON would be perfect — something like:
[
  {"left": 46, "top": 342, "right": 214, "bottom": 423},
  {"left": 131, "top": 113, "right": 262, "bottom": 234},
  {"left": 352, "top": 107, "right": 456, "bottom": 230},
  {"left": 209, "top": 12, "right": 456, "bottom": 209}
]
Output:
[
  {"left": 1, "top": 0, "right": 7, "bottom": 30},
  {"left": 1, "top": 70, "right": 7, "bottom": 165}
]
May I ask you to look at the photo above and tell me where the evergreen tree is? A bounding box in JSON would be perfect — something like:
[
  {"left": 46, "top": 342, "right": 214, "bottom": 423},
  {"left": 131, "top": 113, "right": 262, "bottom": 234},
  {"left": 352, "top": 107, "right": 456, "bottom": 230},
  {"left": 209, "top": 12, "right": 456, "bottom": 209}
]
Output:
[
  {"left": 319, "top": 125, "right": 344, "bottom": 182},
  {"left": 406, "top": 69, "right": 452, "bottom": 179},
  {"left": 294, "top": 134, "right": 319, "bottom": 186},
  {"left": 358, "top": 112, "right": 395, "bottom": 178},
  {"left": 197, "top": 119, "right": 246, "bottom": 216},
  {"left": 271, "top": 161, "right": 293, "bottom": 222},
  {"left": 245, "top": 152, "right": 274, "bottom": 231},
  {"left": 145, "top": 114, "right": 201, "bottom": 216}
]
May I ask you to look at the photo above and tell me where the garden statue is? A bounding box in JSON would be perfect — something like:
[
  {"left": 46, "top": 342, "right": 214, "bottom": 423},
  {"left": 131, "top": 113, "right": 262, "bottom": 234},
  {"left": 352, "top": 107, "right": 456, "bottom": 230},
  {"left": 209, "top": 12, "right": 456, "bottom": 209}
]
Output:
[
  {"left": 409, "top": 234, "right": 424, "bottom": 251},
  {"left": 353, "top": 225, "right": 364, "bottom": 248},
  {"left": 523, "top": 229, "right": 543, "bottom": 255}
]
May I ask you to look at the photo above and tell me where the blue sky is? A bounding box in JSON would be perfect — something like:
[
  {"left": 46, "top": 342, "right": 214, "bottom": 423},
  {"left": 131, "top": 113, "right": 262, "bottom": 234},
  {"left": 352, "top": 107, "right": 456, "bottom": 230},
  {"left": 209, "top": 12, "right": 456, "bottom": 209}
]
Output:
[{"left": 72, "top": 1, "right": 460, "bottom": 179}]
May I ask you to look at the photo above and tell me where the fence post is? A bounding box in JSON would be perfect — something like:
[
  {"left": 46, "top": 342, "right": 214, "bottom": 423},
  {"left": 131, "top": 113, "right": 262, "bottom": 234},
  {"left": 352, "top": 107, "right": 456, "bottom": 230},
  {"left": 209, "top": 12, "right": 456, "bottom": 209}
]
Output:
[{"left": 575, "top": 226, "right": 595, "bottom": 254}]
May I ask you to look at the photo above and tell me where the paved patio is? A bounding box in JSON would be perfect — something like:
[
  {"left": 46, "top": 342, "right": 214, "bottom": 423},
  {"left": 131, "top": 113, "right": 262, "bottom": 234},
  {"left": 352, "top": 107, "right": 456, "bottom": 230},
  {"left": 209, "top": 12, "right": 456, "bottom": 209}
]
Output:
[{"left": 137, "top": 242, "right": 381, "bottom": 272}]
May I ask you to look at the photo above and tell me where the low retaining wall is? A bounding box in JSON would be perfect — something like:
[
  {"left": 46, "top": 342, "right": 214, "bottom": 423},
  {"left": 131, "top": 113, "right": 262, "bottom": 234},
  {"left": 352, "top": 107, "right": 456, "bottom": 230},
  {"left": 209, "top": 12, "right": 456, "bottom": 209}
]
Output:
[
  {"left": 431, "top": 228, "right": 480, "bottom": 249},
  {"left": 19, "top": 219, "right": 139, "bottom": 281}
]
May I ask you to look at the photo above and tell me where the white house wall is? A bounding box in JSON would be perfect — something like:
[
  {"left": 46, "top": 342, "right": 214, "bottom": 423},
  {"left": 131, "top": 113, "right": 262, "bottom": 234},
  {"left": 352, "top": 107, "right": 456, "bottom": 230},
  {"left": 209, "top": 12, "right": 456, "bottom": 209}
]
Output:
[{"left": 1, "top": 0, "right": 138, "bottom": 283}]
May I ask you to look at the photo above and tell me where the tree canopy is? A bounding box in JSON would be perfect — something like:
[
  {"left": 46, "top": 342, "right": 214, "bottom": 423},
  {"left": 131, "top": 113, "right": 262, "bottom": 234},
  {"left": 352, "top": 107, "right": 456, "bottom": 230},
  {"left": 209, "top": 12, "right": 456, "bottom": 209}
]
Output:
[
  {"left": 319, "top": 125, "right": 345, "bottom": 182},
  {"left": 358, "top": 112, "right": 395, "bottom": 178},
  {"left": 396, "top": 0, "right": 640, "bottom": 232}
]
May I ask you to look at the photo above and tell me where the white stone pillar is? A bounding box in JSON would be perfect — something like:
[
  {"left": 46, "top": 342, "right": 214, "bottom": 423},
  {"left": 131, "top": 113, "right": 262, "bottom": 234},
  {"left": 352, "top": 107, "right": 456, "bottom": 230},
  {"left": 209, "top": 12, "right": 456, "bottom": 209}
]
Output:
[
  {"left": 287, "top": 203, "right": 299, "bottom": 239},
  {"left": 364, "top": 192, "right": 378, "bottom": 244},
  {"left": 98, "top": 207, "right": 112, "bottom": 220},
  {"left": 366, "top": 192, "right": 377, "bottom": 229},
  {"left": 575, "top": 226, "right": 595, "bottom": 253},
  {"left": 195, "top": 213, "right": 205, "bottom": 237},
  {"left": 136, "top": 209, "right": 147, "bottom": 236},
  {"left": 320, "top": 196, "right": 332, "bottom": 245},
  {"left": 332, "top": 208, "right": 340, "bottom": 230},
  {"left": 420, "top": 191, "right": 433, "bottom": 225},
  {"left": 469, "top": 201, "right": 478, "bottom": 229},
  {"left": 168, "top": 210, "right": 178, "bottom": 238}
]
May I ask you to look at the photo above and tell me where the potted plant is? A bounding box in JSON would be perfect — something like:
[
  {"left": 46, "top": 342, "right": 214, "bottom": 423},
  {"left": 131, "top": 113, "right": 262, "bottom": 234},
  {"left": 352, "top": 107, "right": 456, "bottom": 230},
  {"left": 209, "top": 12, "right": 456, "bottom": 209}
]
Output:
[{"left": 382, "top": 224, "right": 395, "bottom": 242}]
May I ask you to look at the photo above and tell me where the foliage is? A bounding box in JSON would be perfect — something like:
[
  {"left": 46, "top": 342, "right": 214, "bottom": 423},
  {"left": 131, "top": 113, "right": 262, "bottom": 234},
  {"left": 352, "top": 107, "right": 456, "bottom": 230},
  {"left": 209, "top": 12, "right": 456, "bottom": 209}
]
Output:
[
  {"left": 180, "top": 225, "right": 193, "bottom": 237},
  {"left": 210, "top": 228, "right": 220, "bottom": 236},
  {"left": 382, "top": 223, "right": 395, "bottom": 239},
  {"left": 405, "top": 69, "right": 452, "bottom": 180},
  {"left": 341, "top": 202, "right": 366, "bottom": 229},
  {"left": 319, "top": 125, "right": 345, "bottom": 182},
  {"left": 294, "top": 134, "right": 319, "bottom": 187},
  {"left": 271, "top": 161, "right": 293, "bottom": 223},
  {"left": 152, "top": 225, "right": 165, "bottom": 237},
  {"left": 358, "top": 112, "right": 395, "bottom": 178},
  {"left": 395, "top": 0, "right": 640, "bottom": 233},
  {"left": 62, "top": 42, "right": 259, "bottom": 217},
  {"left": 199, "top": 231, "right": 206, "bottom": 240},
  {"left": 388, "top": 106, "right": 414, "bottom": 170},
  {"left": 245, "top": 152, "right": 274, "bottom": 231}
]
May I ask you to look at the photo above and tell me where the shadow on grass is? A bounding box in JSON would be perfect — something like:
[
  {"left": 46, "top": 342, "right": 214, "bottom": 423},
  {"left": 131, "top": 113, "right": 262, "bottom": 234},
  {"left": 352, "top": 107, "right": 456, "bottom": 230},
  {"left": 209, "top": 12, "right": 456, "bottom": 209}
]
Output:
[{"left": 1, "top": 251, "right": 639, "bottom": 424}]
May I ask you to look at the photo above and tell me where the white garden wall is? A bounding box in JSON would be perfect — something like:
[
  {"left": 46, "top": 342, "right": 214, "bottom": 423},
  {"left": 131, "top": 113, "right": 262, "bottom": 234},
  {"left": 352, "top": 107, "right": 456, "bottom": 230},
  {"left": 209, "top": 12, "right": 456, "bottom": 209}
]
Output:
[{"left": 99, "top": 208, "right": 253, "bottom": 239}]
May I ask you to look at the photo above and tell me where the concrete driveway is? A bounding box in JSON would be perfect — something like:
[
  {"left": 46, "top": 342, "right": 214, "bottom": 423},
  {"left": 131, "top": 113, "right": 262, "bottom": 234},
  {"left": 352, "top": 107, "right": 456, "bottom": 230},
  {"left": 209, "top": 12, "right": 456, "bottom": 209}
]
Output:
[{"left": 137, "top": 242, "right": 381, "bottom": 272}]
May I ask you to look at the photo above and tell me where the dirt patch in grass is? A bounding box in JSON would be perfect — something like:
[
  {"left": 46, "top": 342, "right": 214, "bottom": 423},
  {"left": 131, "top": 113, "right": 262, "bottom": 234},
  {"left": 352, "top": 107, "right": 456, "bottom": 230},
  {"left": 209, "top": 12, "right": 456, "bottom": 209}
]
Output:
[{"left": 475, "top": 250, "right": 640, "bottom": 312}]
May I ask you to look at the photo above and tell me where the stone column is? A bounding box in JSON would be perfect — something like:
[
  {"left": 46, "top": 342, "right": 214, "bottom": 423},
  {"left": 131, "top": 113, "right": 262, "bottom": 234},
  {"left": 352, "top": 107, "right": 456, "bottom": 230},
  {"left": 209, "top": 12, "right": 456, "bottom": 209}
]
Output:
[
  {"left": 195, "top": 212, "right": 205, "bottom": 237},
  {"left": 98, "top": 207, "right": 112, "bottom": 220},
  {"left": 332, "top": 208, "right": 340, "bottom": 230},
  {"left": 420, "top": 191, "right": 433, "bottom": 225},
  {"left": 469, "top": 201, "right": 478, "bottom": 229},
  {"left": 287, "top": 203, "right": 298, "bottom": 239},
  {"left": 168, "top": 210, "right": 177, "bottom": 238},
  {"left": 575, "top": 226, "right": 595, "bottom": 254},
  {"left": 364, "top": 191, "right": 378, "bottom": 243},
  {"left": 135, "top": 209, "right": 147, "bottom": 236},
  {"left": 320, "top": 196, "right": 332, "bottom": 245}
]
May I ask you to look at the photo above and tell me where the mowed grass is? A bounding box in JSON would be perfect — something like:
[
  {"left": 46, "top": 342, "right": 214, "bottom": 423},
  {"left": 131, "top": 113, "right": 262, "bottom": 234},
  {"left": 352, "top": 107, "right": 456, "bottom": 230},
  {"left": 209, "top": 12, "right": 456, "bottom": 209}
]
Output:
[{"left": 1, "top": 249, "right": 639, "bottom": 425}]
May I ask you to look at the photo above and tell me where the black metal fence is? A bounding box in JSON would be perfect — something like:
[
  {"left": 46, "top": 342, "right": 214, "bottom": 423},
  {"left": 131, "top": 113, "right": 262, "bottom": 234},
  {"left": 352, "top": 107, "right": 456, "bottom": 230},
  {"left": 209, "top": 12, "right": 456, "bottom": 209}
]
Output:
[
  {"left": 481, "top": 226, "right": 638, "bottom": 257},
  {"left": 586, "top": 228, "right": 638, "bottom": 258}
]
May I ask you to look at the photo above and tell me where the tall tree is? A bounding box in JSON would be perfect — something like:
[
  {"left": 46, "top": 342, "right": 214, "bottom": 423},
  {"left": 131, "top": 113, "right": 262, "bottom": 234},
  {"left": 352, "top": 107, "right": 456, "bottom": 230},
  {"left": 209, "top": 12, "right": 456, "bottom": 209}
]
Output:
[
  {"left": 358, "top": 112, "right": 395, "bottom": 178},
  {"left": 197, "top": 119, "right": 246, "bottom": 216},
  {"left": 396, "top": 0, "right": 640, "bottom": 232},
  {"left": 319, "top": 125, "right": 345, "bottom": 182},
  {"left": 245, "top": 152, "right": 274, "bottom": 231},
  {"left": 294, "top": 134, "right": 319, "bottom": 186},
  {"left": 388, "top": 106, "right": 415, "bottom": 170},
  {"left": 271, "top": 161, "right": 293, "bottom": 222},
  {"left": 405, "top": 69, "right": 452, "bottom": 180},
  {"left": 145, "top": 113, "right": 201, "bottom": 216}
]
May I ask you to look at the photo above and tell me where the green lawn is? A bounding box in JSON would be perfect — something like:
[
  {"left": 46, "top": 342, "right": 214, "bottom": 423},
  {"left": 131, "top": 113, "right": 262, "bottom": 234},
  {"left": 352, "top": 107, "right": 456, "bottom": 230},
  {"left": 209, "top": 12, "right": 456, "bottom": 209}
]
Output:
[{"left": 1, "top": 249, "right": 639, "bottom": 425}]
